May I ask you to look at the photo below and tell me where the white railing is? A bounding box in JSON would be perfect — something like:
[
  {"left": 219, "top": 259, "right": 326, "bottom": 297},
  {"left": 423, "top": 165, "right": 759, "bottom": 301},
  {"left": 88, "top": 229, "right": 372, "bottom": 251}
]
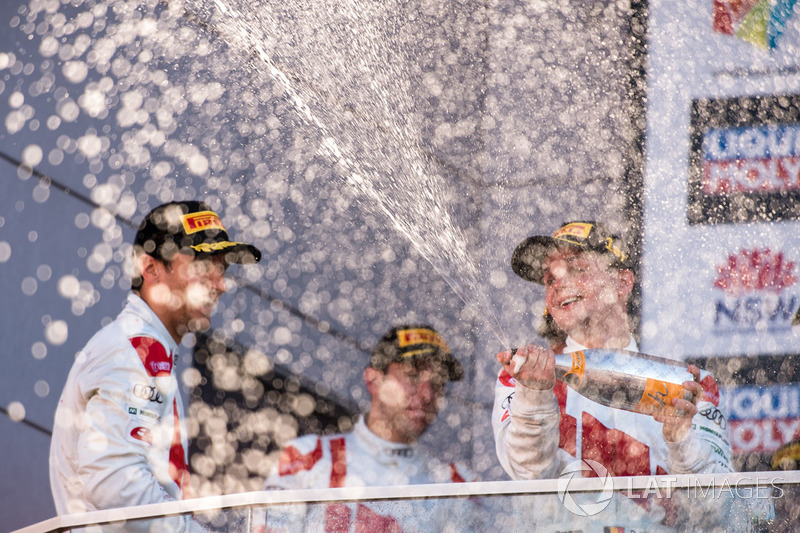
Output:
[{"left": 14, "top": 470, "right": 800, "bottom": 532}]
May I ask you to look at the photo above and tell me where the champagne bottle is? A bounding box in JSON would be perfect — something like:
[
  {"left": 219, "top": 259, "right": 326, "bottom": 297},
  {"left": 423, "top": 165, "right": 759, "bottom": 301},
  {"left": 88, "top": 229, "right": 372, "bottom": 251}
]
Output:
[{"left": 553, "top": 349, "right": 695, "bottom": 416}]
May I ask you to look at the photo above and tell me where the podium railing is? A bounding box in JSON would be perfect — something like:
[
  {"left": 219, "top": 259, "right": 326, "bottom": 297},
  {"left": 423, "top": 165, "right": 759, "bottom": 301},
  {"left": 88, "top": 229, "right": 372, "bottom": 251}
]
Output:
[{"left": 14, "top": 471, "right": 800, "bottom": 532}]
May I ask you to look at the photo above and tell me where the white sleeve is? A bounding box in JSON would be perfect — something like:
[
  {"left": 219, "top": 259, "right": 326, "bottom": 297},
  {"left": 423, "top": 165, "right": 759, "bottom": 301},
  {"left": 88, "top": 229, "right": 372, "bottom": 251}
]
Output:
[
  {"left": 666, "top": 372, "right": 733, "bottom": 475},
  {"left": 491, "top": 369, "right": 566, "bottom": 480},
  {"left": 663, "top": 372, "right": 734, "bottom": 529},
  {"left": 74, "top": 350, "right": 205, "bottom": 532}
]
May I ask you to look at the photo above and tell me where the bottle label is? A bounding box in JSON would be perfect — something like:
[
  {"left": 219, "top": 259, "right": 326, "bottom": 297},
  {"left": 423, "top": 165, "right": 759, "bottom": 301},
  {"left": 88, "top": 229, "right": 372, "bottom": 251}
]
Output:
[
  {"left": 636, "top": 378, "right": 686, "bottom": 415},
  {"left": 563, "top": 350, "right": 586, "bottom": 387}
]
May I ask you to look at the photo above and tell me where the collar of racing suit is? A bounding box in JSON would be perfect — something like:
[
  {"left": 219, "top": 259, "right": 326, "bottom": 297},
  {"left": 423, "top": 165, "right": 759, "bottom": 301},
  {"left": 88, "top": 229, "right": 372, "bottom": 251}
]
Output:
[
  {"left": 563, "top": 334, "right": 638, "bottom": 354},
  {"left": 354, "top": 415, "right": 417, "bottom": 463},
  {"left": 125, "top": 292, "right": 180, "bottom": 356}
]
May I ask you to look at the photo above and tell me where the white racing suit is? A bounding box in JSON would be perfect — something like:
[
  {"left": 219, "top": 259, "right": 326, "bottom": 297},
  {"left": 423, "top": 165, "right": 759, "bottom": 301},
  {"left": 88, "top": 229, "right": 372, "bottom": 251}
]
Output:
[
  {"left": 255, "top": 416, "right": 480, "bottom": 532},
  {"left": 492, "top": 337, "right": 734, "bottom": 532},
  {"left": 49, "top": 293, "right": 204, "bottom": 532}
]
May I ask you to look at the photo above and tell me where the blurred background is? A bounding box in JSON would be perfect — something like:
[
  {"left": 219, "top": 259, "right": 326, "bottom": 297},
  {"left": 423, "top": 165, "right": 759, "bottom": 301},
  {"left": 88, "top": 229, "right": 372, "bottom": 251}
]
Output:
[{"left": 1, "top": 0, "right": 799, "bottom": 529}]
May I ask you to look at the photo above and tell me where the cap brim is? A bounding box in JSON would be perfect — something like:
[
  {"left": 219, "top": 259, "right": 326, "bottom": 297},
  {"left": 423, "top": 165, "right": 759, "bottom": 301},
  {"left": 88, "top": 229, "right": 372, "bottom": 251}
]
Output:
[
  {"left": 195, "top": 242, "right": 262, "bottom": 264},
  {"left": 511, "top": 236, "right": 575, "bottom": 284}
]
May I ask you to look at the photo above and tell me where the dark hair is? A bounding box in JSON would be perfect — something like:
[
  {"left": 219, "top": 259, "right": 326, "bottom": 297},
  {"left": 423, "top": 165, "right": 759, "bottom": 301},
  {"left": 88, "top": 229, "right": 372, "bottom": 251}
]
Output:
[{"left": 130, "top": 251, "right": 171, "bottom": 293}]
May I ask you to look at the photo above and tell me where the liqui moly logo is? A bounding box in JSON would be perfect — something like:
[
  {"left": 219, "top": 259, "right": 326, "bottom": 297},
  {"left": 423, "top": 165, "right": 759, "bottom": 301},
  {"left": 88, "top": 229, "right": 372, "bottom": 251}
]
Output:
[
  {"left": 723, "top": 384, "right": 800, "bottom": 454},
  {"left": 702, "top": 125, "right": 800, "bottom": 194},
  {"left": 712, "top": 248, "right": 799, "bottom": 333}
]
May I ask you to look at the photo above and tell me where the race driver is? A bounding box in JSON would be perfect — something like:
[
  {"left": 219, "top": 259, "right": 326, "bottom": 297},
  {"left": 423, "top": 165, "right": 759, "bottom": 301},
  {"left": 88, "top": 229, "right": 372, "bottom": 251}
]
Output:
[
  {"left": 255, "top": 325, "right": 479, "bottom": 532},
  {"left": 49, "top": 201, "right": 261, "bottom": 531},
  {"left": 492, "top": 221, "right": 733, "bottom": 530}
]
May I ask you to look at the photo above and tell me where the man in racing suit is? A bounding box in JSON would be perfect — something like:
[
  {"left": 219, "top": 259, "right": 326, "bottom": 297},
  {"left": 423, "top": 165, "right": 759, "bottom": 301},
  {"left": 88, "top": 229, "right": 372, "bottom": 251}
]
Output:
[
  {"left": 49, "top": 201, "right": 261, "bottom": 531},
  {"left": 492, "top": 221, "right": 733, "bottom": 531},
  {"left": 256, "top": 325, "right": 479, "bottom": 532}
]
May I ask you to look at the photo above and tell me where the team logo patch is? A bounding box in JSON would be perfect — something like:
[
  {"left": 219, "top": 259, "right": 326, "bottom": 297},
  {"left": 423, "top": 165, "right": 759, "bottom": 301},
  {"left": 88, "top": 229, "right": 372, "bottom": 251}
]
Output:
[
  {"left": 396, "top": 328, "right": 450, "bottom": 353},
  {"left": 553, "top": 222, "right": 593, "bottom": 244},
  {"left": 181, "top": 210, "right": 225, "bottom": 234},
  {"left": 127, "top": 423, "right": 154, "bottom": 446},
  {"left": 130, "top": 336, "right": 172, "bottom": 377},
  {"left": 127, "top": 405, "right": 161, "bottom": 421},
  {"left": 499, "top": 369, "right": 516, "bottom": 388},
  {"left": 133, "top": 383, "right": 164, "bottom": 404}
]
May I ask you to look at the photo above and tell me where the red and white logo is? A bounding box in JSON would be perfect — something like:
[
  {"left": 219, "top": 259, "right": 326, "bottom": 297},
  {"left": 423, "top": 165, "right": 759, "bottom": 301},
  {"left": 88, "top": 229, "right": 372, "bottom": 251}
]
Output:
[
  {"left": 130, "top": 336, "right": 172, "bottom": 377},
  {"left": 130, "top": 426, "right": 154, "bottom": 445},
  {"left": 713, "top": 248, "right": 796, "bottom": 297}
]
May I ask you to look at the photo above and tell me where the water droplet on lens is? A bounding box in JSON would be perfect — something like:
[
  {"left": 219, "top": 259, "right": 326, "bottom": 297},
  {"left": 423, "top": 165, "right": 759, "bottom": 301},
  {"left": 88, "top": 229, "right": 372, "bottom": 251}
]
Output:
[
  {"left": 7, "top": 401, "right": 25, "bottom": 422},
  {"left": 0, "top": 242, "right": 11, "bottom": 262},
  {"left": 31, "top": 341, "right": 47, "bottom": 360},
  {"left": 21, "top": 144, "right": 42, "bottom": 166},
  {"left": 45, "top": 320, "right": 69, "bottom": 345},
  {"left": 34, "top": 380, "right": 50, "bottom": 398},
  {"left": 21, "top": 277, "right": 38, "bottom": 295}
]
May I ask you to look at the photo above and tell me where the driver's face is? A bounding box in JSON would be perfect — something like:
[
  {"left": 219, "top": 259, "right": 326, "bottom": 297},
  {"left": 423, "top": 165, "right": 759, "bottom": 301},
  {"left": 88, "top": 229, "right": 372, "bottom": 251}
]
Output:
[
  {"left": 372, "top": 361, "right": 446, "bottom": 443},
  {"left": 543, "top": 248, "right": 626, "bottom": 334},
  {"left": 151, "top": 253, "right": 228, "bottom": 337}
]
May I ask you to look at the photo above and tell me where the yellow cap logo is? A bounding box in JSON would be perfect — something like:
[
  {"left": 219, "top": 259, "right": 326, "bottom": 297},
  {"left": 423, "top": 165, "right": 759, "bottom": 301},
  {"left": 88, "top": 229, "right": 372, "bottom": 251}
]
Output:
[
  {"left": 182, "top": 211, "right": 225, "bottom": 235},
  {"left": 396, "top": 328, "right": 450, "bottom": 356},
  {"left": 553, "top": 222, "right": 593, "bottom": 242},
  {"left": 190, "top": 241, "right": 243, "bottom": 253}
]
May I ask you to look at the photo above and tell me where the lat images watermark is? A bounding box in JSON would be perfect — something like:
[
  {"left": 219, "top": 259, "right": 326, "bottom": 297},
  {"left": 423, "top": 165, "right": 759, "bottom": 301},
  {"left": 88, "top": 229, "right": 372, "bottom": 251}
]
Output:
[
  {"left": 558, "top": 460, "right": 788, "bottom": 517},
  {"left": 557, "top": 459, "right": 614, "bottom": 516}
]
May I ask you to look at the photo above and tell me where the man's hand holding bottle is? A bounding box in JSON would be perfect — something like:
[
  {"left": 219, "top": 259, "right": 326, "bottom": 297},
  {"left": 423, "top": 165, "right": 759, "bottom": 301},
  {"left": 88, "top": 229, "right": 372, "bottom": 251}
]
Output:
[{"left": 497, "top": 346, "right": 705, "bottom": 443}]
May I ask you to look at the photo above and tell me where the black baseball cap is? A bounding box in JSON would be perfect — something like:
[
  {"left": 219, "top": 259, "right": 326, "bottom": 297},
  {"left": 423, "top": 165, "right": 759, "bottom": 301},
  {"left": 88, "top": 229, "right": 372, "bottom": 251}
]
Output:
[
  {"left": 369, "top": 325, "right": 463, "bottom": 382},
  {"left": 134, "top": 201, "right": 262, "bottom": 264},
  {"left": 511, "top": 220, "right": 630, "bottom": 284}
]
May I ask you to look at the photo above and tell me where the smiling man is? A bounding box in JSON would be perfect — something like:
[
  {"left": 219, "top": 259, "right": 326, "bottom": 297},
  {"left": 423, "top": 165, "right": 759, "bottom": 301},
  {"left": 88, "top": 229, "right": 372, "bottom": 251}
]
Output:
[
  {"left": 491, "top": 221, "right": 733, "bottom": 529},
  {"left": 49, "top": 201, "right": 260, "bottom": 531},
  {"left": 258, "top": 325, "right": 476, "bottom": 532}
]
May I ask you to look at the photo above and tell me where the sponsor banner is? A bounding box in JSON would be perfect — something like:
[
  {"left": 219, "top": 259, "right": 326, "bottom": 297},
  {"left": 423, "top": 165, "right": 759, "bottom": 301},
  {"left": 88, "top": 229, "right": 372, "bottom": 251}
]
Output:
[
  {"left": 688, "top": 94, "right": 800, "bottom": 225},
  {"left": 723, "top": 384, "right": 800, "bottom": 454},
  {"left": 641, "top": 0, "right": 800, "bottom": 359},
  {"left": 712, "top": 0, "right": 798, "bottom": 50},
  {"left": 643, "top": 236, "right": 800, "bottom": 357},
  {"left": 710, "top": 247, "right": 800, "bottom": 336},
  {"left": 729, "top": 418, "right": 800, "bottom": 454}
]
